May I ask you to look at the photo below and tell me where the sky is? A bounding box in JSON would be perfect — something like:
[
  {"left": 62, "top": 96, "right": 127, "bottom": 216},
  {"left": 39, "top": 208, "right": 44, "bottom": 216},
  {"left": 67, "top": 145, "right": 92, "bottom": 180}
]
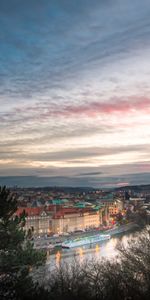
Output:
[{"left": 0, "top": 0, "right": 150, "bottom": 188}]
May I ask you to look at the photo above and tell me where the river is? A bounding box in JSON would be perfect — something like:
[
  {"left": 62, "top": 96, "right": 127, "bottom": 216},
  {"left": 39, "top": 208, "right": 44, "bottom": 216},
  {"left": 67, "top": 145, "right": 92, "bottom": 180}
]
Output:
[{"left": 46, "top": 228, "right": 142, "bottom": 271}]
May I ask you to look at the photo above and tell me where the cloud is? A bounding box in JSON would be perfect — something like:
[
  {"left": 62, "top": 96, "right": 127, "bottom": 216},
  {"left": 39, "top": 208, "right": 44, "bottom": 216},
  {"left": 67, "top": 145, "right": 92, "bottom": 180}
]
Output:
[
  {"left": 77, "top": 172, "right": 103, "bottom": 176},
  {"left": 40, "top": 97, "right": 150, "bottom": 118},
  {"left": 1, "top": 0, "right": 150, "bottom": 101},
  {"left": 0, "top": 0, "right": 150, "bottom": 184},
  {"left": 0, "top": 144, "right": 149, "bottom": 162},
  {"left": 1, "top": 96, "right": 150, "bottom": 128}
]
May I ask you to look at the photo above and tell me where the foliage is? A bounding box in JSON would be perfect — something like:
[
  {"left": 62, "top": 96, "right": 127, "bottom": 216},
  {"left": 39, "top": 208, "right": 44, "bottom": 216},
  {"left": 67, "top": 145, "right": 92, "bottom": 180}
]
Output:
[{"left": 0, "top": 186, "right": 48, "bottom": 300}]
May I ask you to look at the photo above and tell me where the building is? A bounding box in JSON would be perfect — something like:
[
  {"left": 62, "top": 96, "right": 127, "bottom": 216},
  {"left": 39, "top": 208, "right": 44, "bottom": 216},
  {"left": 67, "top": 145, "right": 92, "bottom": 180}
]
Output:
[
  {"left": 15, "top": 205, "right": 104, "bottom": 235},
  {"left": 129, "top": 197, "right": 146, "bottom": 207},
  {"left": 52, "top": 209, "right": 101, "bottom": 233},
  {"left": 15, "top": 207, "right": 53, "bottom": 235},
  {"left": 100, "top": 194, "right": 124, "bottom": 216},
  {"left": 108, "top": 199, "right": 124, "bottom": 216}
]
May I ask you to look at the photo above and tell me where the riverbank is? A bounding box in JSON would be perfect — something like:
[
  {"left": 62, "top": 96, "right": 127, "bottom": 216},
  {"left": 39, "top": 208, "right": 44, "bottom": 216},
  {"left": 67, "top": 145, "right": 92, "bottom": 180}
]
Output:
[
  {"left": 104, "top": 222, "right": 140, "bottom": 236},
  {"left": 34, "top": 222, "right": 140, "bottom": 253}
]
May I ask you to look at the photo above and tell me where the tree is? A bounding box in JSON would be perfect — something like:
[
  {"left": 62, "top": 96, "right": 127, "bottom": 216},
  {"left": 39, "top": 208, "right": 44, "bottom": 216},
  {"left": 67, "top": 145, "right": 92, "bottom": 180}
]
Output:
[
  {"left": 117, "top": 229, "right": 150, "bottom": 300},
  {"left": 0, "top": 186, "right": 49, "bottom": 300}
]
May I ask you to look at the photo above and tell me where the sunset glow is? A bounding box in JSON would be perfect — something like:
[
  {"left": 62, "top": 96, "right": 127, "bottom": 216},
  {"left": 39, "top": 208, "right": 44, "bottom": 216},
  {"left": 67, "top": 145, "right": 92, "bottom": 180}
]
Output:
[{"left": 0, "top": 0, "right": 150, "bottom": 187}]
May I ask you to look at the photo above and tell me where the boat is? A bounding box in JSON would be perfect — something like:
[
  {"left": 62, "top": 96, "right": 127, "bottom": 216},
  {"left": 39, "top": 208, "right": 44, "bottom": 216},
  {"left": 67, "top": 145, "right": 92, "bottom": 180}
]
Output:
[{"left": 61, "top": 234, "right": 111, "bottom": 249}]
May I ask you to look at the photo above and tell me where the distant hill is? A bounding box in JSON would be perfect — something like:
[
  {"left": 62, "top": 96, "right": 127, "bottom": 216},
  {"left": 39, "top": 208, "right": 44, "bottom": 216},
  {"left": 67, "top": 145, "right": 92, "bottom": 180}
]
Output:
[
  {"left": 115, "top": 184, "right": 150, "bottom": 192},
  {"left": 10, "top": 186, "right": 95, "bottom": 194}
]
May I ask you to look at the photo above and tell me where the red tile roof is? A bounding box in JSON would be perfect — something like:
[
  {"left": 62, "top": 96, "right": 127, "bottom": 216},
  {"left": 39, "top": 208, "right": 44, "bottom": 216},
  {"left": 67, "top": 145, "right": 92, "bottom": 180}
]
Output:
[
  {"left": 15, "top": 207, "right": 43, "bottom": 216},
  {"left": 15, "top": 205, "right": 96, "bottom": 218}
]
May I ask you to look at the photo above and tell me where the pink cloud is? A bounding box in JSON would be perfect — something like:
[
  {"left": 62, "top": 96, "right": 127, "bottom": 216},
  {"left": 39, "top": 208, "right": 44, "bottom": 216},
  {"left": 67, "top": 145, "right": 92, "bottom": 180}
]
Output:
[
  {"left": 61, "top": 97, "right": 150, "bottom": 118},
  {"left": 35, "top": 96, "right": 150, "bottom": 121},
  {"left": 139, "top": 163, "right": 150, "bottom": 172},
  {"left": 99, "top": 181, "right": 130, "bottom": 187},
  {"left": 115, "top": 182, "right": 130, "bottom": 187},
  {"left": 2, "top": 96, "right": 150, "bottom": 124}
]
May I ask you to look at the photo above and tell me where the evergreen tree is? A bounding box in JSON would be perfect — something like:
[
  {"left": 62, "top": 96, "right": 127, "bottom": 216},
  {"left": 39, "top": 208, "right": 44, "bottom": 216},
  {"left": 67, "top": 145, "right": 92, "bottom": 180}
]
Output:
[{"left": 0, "top": 186, "right": 49, "bottom": 300}]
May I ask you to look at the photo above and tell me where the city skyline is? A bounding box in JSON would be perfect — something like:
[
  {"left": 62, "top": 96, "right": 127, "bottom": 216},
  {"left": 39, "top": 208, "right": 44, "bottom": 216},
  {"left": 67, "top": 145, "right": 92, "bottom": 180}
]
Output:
[{"left": 0, "top": 0, "right": 150, "bottom": 188}]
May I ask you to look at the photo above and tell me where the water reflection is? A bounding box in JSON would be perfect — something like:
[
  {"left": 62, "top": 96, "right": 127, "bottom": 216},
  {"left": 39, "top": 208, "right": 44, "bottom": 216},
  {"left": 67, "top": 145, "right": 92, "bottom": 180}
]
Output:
[
  {"left": 95, "top": 244, "right": 100, "bottom": 253},
  {"left": 79, "top": 247, "right": 83, "bottom": 256},
  {"left": 78, "top": 247, "right": 84, "bottom": 263},
  {"left": 103, "top": 238, "right": 118, "bottom": 258},
  {"left": 47, "top": 230, "right": 141, "bottom": 270},
  {"left": 55, "top": 251, "right": 61, "bottom": 268}
]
